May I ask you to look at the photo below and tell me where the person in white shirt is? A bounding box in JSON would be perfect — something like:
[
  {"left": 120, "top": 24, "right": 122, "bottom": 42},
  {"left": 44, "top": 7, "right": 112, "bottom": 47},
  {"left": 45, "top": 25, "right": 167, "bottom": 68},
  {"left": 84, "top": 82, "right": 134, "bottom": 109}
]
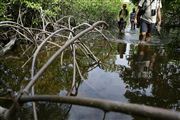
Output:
[{"left": 135, "top": 0, "right": 162, "bottom": 42}]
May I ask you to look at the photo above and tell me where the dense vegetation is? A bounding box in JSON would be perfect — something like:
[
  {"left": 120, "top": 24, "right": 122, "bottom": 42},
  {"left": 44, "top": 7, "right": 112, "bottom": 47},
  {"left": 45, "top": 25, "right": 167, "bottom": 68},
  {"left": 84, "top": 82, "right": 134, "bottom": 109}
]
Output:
[
  {"left": 162, "top": 0, "right": 180, "bottom": 26},
  {"left": 0, "top": 0, "right": 179, "bottom": 27},
  {"left": 0, "top": 0, "right": 123, "bottom": 27}
]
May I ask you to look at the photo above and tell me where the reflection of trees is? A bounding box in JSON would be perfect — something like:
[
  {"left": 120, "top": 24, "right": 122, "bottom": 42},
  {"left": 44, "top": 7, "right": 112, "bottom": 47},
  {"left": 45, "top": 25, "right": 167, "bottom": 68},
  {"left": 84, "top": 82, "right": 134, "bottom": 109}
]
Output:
[
  {"left": 0, "top": 51, "right": 79, "bottom": 119},
  {"left": 115, "top": 41, "right": 180, "bottom": 119},
  {"left": 0, "top": 59, "right": 29, "bottom": 95},
  {"left": 119, "top": 42, "right": 180, "bottom": 113},
  {"left": 92, "top": 41, "right": 117, "bottom": 72},
  {"left": 0, "top": 26, "right": 179, "bottom": 119},
  {"left": 0, "top": 46, "right": 98, "bottom": 93},
  {"left": 37, "top": 103, "right": 71, "bottom": 120},
  {"left": 0, "top": 36, "right": 113, "bottom": 119},
  {"left": 20, "top": 103, "right": 71, "bottom": 120},
  {"left": 122, "top": 44, "right": 156, "bottom": 80}
]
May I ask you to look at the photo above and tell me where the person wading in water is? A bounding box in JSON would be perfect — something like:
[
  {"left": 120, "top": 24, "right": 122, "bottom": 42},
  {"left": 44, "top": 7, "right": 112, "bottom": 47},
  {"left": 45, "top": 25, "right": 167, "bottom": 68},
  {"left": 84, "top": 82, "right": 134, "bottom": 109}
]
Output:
[
  {"left": 118, "top": 4, "right": 129, "bottom": 33},
  {"left": 130, "top": 8, "right": 136, "bottom": 30},
  {"left": 135, "top": 0, "right": 162, "bottom": 43}
]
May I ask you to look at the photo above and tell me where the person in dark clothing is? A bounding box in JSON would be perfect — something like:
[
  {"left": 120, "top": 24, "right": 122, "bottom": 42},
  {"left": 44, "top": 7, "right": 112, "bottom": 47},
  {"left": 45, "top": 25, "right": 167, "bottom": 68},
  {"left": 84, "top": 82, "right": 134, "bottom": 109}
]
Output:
[
  {"left": 118, "top": 4, "right": 129, "bottom": 33},
  {"left": 130, "top": 8, "right": 136, "bottom": 30}
]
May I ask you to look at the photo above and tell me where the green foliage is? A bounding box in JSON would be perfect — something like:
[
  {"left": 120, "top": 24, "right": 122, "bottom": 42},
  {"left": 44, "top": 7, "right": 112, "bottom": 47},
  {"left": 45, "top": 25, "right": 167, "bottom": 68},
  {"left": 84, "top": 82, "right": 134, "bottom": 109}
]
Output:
[
  {"left": 129, "top": 0, "right": 138, "bottom": 6},
  {"left": 72, "top": 0, "right": 122, "bottom": 24},
  {"left": 162, "top": 0, "right": 180, "bottom": 25},
  {"left": 0, "top": 0, "right": 9, "bottom": 20},
  {"left": 0, "top": 0, "right": 125, "bottom": 26},
  {"left": 1, "top": 0, "right": 179, "bottom": 27},
  {"left": 24, "top": 1, "right": 41, "bottom": 10},
  {"left": 0, "top": 0, "right": 129, "bottom": 26}
]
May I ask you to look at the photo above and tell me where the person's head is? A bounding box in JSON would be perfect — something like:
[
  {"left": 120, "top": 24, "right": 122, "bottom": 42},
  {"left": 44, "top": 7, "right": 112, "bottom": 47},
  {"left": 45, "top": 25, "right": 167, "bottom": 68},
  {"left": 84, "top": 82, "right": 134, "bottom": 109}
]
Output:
[{"left": 123, "top": 4, "right": 127, "bottom": 9}]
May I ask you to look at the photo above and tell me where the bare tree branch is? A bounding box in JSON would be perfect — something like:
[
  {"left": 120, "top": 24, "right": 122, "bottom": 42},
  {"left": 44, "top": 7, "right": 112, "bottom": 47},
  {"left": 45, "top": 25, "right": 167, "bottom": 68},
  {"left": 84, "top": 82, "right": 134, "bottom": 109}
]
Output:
[{"left": 2, "top": 95, "right": 180, "bottom": 120}]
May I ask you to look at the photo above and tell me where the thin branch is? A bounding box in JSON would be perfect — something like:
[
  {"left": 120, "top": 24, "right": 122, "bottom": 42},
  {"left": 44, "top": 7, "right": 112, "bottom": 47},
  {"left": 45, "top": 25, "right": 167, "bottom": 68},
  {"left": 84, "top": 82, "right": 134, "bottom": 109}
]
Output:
[
  {"left": 55, "top": 15, "right": 74, "bottom": 24},
  {"left": 0, "top": 21, "right": 36, "bottom": 44},
  {"left": 77, "top": 41, "right": 99, "bottom": 62},
  {"left": 72, "top": 44, "right": 76, "bottom": 91},
  {"left": 30, "top": 28, "right": 72, "bottom": 85},
  {"left": 75, "top": 59, "right": 85, "bottom": 80},
  {"left": 23, "top": 21, "right": 106, "bottom": 94}
]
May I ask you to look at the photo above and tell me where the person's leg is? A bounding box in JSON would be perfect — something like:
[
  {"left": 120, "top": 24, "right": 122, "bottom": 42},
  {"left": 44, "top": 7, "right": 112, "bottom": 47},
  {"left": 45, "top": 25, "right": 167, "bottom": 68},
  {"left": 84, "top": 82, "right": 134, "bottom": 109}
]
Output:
[
  {"left": 118, "top": 20, "right": 122, "bottom": 29},
  {"left": 124, "top": 21, "right": 127, "bottom": 30},
  {"left": 119, "top": 18, "right": 126, "bottom": 33},
  {"left": 131, "top": 19, "right": 135, "bottom": 30},
  {"left": 140, "top": 19, "right": 148, "bottom": 42},
  {"left": 146, "top": 23, "right": 155, "bottom": 42},
  {"left": 130, "top": 21, "right": 132, "bottom": 30},
  {"left": 118, "top": 19, "right": 122, "bottom": 33},
  {"left": 133, "top": 21, "right": 136, "bottom": 30},
  {"left": 131, "top": 20, "right": 135, "bottom": 30}
]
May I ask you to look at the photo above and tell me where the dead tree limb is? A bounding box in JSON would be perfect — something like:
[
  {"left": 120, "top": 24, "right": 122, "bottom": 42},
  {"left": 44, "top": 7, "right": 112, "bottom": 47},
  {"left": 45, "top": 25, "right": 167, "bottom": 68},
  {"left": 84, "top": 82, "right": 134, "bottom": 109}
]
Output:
[
  {"left": 23, "top": 21, "right": 107, "bottom": 94},
  {"left": 4, "top": 95, "right": 180, "bottom": 120},
  {"left": 1, "top": 21, "right": 107, "bottom": 120},
  {"left": 1, "top": 95, "right": 180, "bottom": 120},
  {"left": 0, "top": 21, "right": 36, "bottom": 43}
]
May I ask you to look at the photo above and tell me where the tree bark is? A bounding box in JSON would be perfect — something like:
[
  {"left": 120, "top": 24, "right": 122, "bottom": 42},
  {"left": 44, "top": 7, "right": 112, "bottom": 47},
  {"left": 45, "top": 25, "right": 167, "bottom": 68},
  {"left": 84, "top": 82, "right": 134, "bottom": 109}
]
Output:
[
  {"left": 16, "top": 95, "right": 180, "bottom": 120},
  {"left": 1, "top": 95, "right": 180, "bottom": 120}
]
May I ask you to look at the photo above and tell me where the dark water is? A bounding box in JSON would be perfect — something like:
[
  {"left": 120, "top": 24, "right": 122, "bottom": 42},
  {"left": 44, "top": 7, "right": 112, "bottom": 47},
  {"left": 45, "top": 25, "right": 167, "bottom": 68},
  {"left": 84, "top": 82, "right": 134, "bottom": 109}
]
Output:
[{"left": 0, "top": 27, "right": 179, "bottom": 120}]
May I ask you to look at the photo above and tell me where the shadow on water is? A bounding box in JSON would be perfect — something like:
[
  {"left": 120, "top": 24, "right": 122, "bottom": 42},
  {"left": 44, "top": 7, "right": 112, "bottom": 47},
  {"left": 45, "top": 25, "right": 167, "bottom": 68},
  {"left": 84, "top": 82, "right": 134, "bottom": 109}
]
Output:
[{"left": 0, "top": 27, "right": 179, "bottom": 120}]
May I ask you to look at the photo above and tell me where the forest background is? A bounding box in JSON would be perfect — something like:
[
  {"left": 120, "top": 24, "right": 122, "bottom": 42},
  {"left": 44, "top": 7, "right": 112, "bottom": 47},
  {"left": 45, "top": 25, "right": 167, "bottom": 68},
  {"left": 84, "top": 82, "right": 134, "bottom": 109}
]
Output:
[{"left": 0, "top": 0, "right": 179, "bottom": 28}]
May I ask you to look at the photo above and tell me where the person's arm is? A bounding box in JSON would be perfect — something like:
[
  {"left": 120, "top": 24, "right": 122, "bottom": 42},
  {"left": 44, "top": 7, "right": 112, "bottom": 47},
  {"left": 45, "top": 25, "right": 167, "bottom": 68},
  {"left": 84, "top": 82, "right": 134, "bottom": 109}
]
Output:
[
  {"left": 134, "top": 7, "right": 140, "bottom": 24},
  {"left": 157, "top": 6, "right": 161, "bottom": 25},
  {"left": 134, "top": 0, "right": 143, "bottom": 24},
  {"left": 156, "top": 0, "right": 162, "bottom": 32}
]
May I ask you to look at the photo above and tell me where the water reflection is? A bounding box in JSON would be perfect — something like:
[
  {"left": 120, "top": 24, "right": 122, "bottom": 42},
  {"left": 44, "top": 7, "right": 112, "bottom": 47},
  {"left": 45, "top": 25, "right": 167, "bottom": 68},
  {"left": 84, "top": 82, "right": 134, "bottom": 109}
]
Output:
[
  {"left": 115, "top": 41, "right": 180, "bottom": 119},
  {"left": 0, "top": 27, "right": 179, "bottom": 120},
  {"left": 117, "top": 43, "right": 126, "bottom": 59},
  {"left": 116, "top": 42, "right": 180, "bottom": 105},
  {"left": 19, "top": 103, "right": 72, "bottom": 120},
  {"left": 129, "top": 44, "right": 155, "bottom": 79}
]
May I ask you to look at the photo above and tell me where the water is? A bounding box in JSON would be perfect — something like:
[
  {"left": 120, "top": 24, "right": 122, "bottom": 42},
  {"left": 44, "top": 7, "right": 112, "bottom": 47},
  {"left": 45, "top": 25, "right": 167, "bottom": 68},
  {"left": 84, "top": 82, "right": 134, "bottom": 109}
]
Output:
[{"left": 0, "top": 27, "right": 179, "bottom": 120}]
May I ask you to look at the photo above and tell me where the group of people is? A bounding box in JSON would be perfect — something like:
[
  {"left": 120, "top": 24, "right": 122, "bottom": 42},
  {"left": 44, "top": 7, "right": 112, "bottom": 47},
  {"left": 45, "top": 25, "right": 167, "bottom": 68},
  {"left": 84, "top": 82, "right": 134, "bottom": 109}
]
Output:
[
  {"left": 118, "top": 4, "right": 136, "bottom": 31},
  {"left": 118, "top": 0, "right": 162, "bottom": 43}
]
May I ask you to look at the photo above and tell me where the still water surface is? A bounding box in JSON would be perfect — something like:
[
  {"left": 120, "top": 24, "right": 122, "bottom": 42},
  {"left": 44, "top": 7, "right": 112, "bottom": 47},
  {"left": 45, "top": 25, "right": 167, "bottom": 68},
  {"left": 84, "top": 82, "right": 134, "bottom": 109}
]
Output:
[{"left": 0, "top": 27, "right": 179, "bottom": 120}]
